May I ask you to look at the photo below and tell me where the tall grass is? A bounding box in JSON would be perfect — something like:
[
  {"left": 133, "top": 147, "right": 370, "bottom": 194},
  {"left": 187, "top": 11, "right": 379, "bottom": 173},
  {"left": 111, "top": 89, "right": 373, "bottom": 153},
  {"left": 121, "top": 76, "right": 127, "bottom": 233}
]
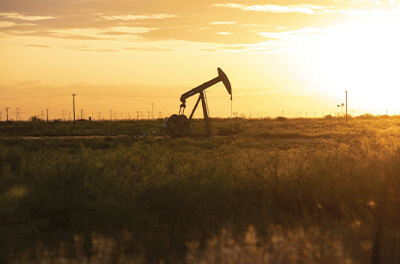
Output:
[{"left": 1, "top": 118, "right": 400, "bottom": 263}]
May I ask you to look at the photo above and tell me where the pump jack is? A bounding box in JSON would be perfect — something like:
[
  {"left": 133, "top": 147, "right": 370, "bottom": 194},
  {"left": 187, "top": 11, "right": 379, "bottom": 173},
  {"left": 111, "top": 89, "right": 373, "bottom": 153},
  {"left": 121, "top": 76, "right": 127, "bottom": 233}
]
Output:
[{"left": 162, "top": 68, "right": 232, "bottom": 137}]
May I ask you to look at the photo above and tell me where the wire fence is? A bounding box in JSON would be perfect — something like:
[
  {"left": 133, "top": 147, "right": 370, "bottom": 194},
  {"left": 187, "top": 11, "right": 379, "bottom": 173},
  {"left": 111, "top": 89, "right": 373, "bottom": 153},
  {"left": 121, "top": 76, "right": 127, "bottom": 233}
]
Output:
[
  {"left": 0, "top": 108, "right": 397, "bottom": 122},
  {"left": 0, "top": 92, "right": 396, "bottom": 121}
]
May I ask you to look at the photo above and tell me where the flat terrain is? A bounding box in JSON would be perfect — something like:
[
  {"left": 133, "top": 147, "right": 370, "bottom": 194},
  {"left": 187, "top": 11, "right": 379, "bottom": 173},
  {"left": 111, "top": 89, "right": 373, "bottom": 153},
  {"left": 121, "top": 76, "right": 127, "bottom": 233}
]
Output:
[{"left": 1, "top": 117, "right": 400, "bottom": 263}]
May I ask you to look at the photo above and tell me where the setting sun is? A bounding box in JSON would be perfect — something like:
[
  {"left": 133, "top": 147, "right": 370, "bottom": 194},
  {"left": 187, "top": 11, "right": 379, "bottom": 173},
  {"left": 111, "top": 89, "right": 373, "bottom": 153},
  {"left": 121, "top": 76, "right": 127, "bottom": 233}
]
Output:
[{"left": 311, "top": 13, "right": 400, "bottom": 112}]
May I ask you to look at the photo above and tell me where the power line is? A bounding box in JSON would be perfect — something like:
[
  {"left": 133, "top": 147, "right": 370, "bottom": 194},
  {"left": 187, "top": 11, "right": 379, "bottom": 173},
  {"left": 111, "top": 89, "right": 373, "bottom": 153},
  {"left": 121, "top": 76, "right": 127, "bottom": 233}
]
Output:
[{"left": 15, "top": 108, "right": 20, "bottom": 120}]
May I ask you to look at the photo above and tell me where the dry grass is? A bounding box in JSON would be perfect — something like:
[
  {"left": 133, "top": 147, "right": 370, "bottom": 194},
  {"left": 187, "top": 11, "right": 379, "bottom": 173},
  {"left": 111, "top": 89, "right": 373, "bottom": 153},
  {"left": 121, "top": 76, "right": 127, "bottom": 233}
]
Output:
[{"left": 2, "top": 117, "right": 400, "bottom": 263}]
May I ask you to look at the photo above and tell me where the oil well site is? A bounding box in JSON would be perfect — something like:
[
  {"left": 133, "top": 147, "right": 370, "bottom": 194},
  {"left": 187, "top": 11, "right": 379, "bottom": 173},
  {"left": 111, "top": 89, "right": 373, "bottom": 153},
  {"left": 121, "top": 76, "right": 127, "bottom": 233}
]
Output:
[{"left": 2, "top": 73, "right": 400, "bottom": 263}]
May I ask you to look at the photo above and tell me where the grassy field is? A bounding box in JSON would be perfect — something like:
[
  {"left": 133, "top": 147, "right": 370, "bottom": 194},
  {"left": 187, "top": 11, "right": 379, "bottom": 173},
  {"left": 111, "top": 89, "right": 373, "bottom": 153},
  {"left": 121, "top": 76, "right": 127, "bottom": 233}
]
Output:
[{"left": 1, "top": 116, "right": 400, "bottom": 263}]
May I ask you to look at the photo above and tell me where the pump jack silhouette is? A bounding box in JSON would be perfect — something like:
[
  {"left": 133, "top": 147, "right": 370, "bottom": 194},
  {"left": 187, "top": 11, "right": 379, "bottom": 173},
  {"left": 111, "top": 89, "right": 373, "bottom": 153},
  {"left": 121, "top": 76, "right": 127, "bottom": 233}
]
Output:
[{"left": 162, "top": 68, "right": 232, "bottom": 137}]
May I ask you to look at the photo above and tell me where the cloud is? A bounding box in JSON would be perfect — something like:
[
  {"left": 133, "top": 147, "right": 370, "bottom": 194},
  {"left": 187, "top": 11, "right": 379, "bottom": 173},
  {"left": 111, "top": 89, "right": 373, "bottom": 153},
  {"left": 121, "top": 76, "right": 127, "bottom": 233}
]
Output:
[
  {"left": 210, "top": 21, "right": 236, "bottom": 25},
  {"left": 18, "top": 27, "right": 154, "bottom": 41},
  {"left": 0, "top": 0, "right": 388, "bottom": 47},
  {"left": 353, "top": 0, "right": 397, "bottom": 5},
  {"left": 65, "top": 45, "right": 118, "bottom": 52},
  {"left": 242, "top": 23, "right": 270, "bottom": 28},
  {"left": 199, "top": 48, "right": 219, "bottom": 52},
  {"left": 99, "top": 31, "right": 132, "bottom": 36},
  {"left": 213, "top": 3, "right": 333, "bottom": 14},
  {"left": 0, "top": 12, "right": 55, "bottom": 21},
  {"left": 259, "top": 27, "right": 324, "bottom": 40},
  {"left": 26, "top": 44, "right": 50, "bottom": 48},
  {"left": 102, "top": 14, "right": 177, "bottom": 21},
  {"left": 123, "top": 47, "right": 174, "bottom": 52},
  {"left": 63, "top": 34, "right": 102, "bottom": 40},
  {"left": 0, "top": 21, "right": 16, "bottom": 27},
  {"left": 15, "top": 30, "right": 103, "bottom": 40},
  {"left": 138, "top": 26, "right": 274, "bottom": 44},
  {"left": 99, "top": 26, "right": 155, "bottom": 35},
  {"left": 218, "top": 32, "right": 232, "bottom": 35},
  {"left": 219, "top": 45, "right": 246, "bottom": 50},
  {"left": 73, "top": 48, "right": 117, "bottom": 52}
]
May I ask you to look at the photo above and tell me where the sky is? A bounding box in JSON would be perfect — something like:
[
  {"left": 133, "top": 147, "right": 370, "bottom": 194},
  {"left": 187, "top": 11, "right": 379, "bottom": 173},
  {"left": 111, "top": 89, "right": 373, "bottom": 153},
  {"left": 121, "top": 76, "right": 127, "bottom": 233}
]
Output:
[{"left": 1, "top": 0, "right": 400, "bottom": 120}]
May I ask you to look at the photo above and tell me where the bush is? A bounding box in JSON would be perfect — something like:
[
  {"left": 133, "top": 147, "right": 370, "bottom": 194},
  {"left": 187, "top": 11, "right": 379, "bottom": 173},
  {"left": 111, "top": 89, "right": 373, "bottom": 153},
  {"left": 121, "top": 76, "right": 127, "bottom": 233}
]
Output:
[{"left": 6, "top": 149, "right": 22, "bottom": 171}]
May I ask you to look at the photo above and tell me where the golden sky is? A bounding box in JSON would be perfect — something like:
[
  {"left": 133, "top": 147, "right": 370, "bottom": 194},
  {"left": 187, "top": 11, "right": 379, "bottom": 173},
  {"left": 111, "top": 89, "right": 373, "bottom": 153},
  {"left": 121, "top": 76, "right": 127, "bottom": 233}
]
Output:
[{"left": 1, "top": 0, "right": 400, "bottom": 120}]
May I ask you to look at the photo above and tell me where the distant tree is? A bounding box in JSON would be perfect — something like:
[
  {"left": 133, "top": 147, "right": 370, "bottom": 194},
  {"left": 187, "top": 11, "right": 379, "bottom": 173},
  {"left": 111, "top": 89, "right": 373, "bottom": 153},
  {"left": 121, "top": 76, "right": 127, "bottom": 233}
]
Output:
[{"left": 30, "top": 115, "right": 43, "bottom": 122}]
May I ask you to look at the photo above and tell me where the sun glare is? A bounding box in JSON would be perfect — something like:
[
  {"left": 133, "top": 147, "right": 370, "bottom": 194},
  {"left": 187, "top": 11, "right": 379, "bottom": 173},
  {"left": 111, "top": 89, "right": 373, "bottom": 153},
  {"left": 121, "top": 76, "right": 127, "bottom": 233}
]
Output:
[{"left": 314, "top": 14, "right": 400, "bottom": 112}]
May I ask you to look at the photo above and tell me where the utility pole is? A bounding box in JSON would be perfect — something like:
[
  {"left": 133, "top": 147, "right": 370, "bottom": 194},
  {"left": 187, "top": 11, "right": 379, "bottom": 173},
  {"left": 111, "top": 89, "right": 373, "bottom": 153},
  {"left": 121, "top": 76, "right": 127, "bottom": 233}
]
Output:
[
  {"left": 46, "top": 109, "right": 49, "bottom": 122},
  {"left": 73, "top": 94, "right": 76, "bottom": 127},
  {"left": 63, "top": 110, "right": 65, "bottom": 121},
  {"left": 16, "top": 108, "right": 20, "bottom": 120},
  {"left": 80, "top": 109, "right": 84, "bottom": 120},
  {"left": 345, "top": 90, "right": 348, "bottom": 123},
  {"left": 231, "top": 95, "right": 233, "bottom": 119},
  {"left": 98, "top": 112, "right": 101, "bottom": 121},
  {"left": 137, "top": 111, "right": 139, "bottom": 121},
  {"left": 151, "top": 103, "right": 154, "bottom": 120},
  {"left": 109, "top": 110, "right": 112, "bottom": 121},
  {"left": 5, "top": 107, "right": 9, "bottom": 121}
]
